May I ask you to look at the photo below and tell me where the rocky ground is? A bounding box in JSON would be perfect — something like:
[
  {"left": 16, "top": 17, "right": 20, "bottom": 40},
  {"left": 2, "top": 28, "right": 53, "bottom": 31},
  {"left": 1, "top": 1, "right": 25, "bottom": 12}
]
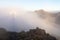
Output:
[{"left": 0, "top": 27, "right": 57, "bottom": 40}]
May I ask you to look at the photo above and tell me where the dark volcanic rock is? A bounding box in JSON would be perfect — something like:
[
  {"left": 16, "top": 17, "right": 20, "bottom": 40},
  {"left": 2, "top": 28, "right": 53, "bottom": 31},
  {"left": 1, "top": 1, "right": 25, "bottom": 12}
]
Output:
[
  {"left": 18, "top": 27, "right": 57, "bottom": 40},
  {"left": 0, "top": 27, "right": 57, "bottom": 40}
]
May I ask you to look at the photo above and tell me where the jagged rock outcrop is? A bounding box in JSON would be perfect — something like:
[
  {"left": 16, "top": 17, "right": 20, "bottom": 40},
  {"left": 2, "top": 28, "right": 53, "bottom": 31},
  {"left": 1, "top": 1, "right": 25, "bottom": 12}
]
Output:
[
  {"left": 0, "top": 28, "right": 57, "bottom": 40},
  {"left": 18, "top": 27, "right": 57, "bottom": 40}
]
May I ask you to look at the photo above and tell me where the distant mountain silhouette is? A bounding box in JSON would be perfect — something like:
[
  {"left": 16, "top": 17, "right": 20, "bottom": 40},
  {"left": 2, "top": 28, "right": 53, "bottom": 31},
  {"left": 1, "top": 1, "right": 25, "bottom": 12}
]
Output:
[{"left": 35, "top": 9, "right": 60, "bottom": 26}]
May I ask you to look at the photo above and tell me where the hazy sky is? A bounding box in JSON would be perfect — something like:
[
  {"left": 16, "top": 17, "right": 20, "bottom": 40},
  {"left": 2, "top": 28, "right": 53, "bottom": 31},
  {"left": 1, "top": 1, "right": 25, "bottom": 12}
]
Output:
[{"left": 0, "top": 0, "right": 60, "bottom": 11}]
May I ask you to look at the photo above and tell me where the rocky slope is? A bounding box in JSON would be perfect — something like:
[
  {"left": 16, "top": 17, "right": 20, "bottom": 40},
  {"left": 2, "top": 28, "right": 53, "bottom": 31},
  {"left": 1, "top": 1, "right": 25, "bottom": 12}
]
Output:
[{"left": 0, "top": 27, "right": 57, "bottom": 40}]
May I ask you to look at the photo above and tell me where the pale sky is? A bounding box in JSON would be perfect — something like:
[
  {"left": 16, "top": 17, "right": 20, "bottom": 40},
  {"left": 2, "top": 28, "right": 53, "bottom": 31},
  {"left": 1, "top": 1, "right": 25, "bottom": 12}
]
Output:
[{"left": 0, "top": 0, "right": 60, "bottom": 11}]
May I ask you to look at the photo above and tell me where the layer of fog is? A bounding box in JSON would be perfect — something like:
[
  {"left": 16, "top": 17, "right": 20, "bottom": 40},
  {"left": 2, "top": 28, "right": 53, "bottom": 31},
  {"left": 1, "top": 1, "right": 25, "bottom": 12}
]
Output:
[{"left": 0, "top": 8, "right": 60, "bottom": 40}]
